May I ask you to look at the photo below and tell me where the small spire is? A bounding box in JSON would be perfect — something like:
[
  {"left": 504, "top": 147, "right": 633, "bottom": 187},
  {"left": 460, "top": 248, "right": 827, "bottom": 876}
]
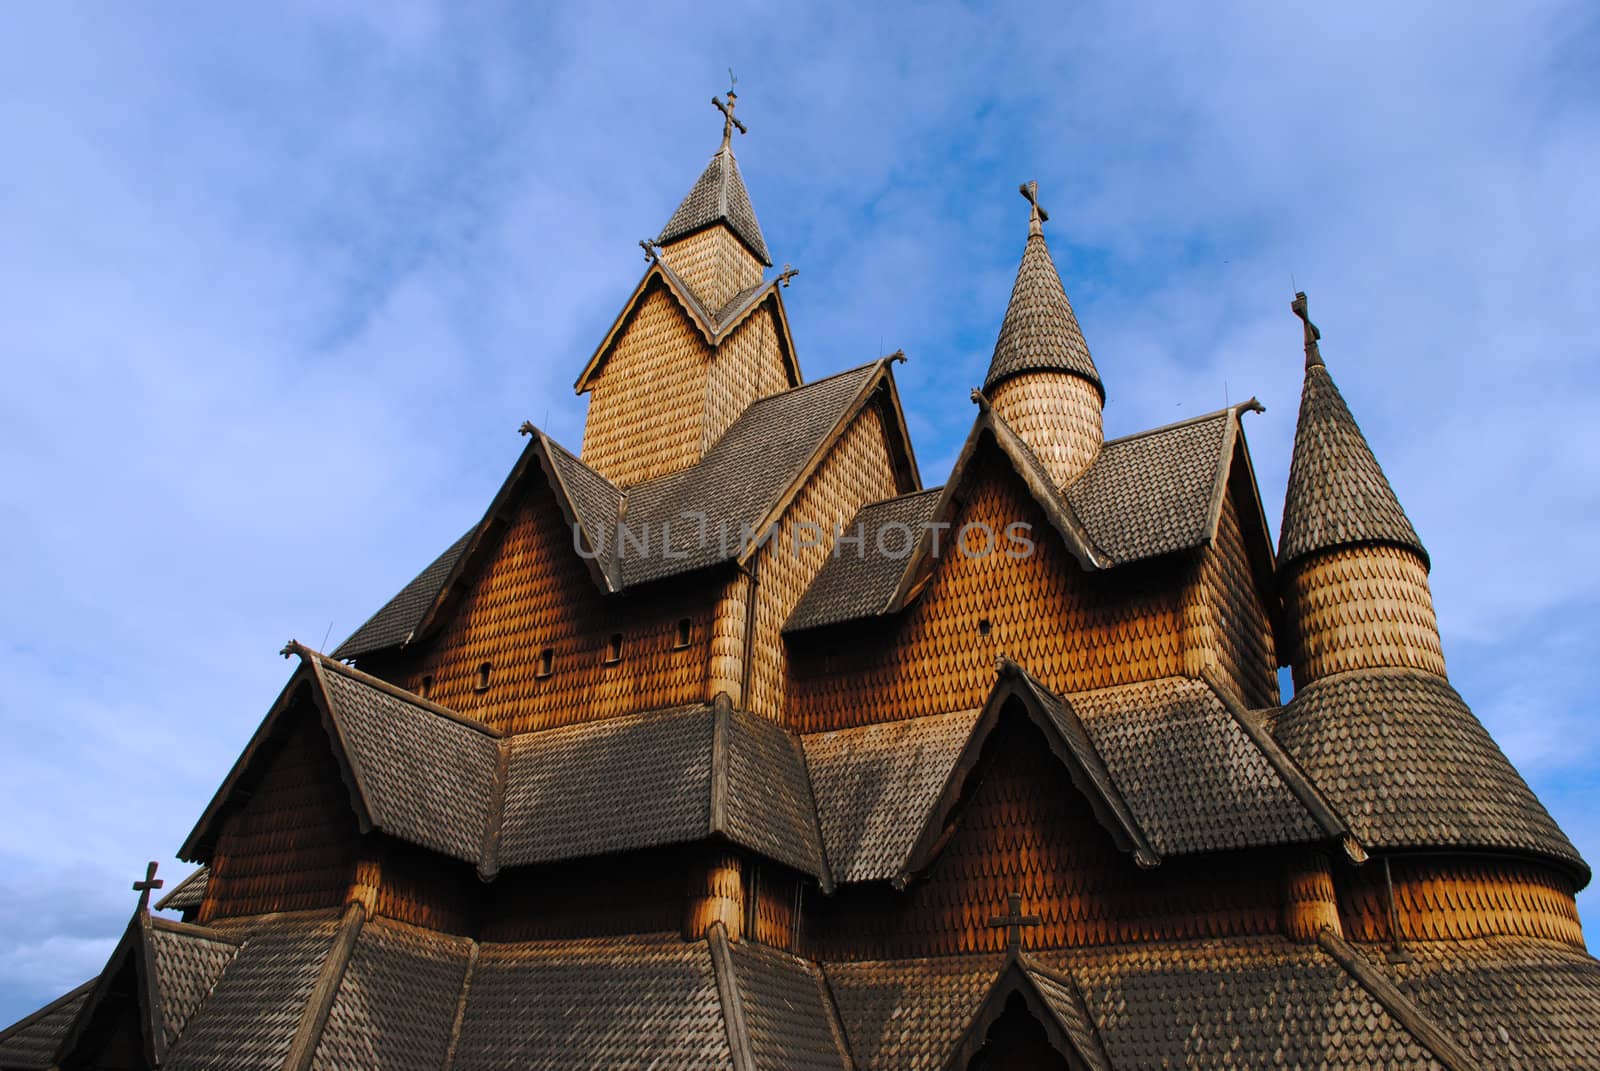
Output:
[
  {"left": 712, "top": 88, "right": 746, "bottom": 152},
  {"left": 982, "top": 181, "right": 1100, "bottom": 397},
  {"left": 1020, "top": 180, "right": 1050, "bottom": 237},
  {"left": 1292, "top": 291, "right": 1324, "bottom": 368}
]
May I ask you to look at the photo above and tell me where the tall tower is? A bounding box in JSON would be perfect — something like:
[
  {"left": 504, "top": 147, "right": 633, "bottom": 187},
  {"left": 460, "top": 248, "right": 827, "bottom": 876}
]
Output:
[
  {"left": 983, "top": 181, "right": 1105, "bottom": 487},
  {"left": 1277, "top": 292, "right": 1445, "bottom": 688},
  {"left": 655, "top": 89, "right": 772, "bottom": 312},
  {"left": 575, "top": 90, "right": 795, "bottom": 488}
]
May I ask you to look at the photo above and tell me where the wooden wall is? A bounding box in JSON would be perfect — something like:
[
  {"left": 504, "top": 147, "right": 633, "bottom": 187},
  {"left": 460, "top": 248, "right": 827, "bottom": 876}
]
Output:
[
  {"left": 801, "top": 711, "right": 1283, "bottom": 960},
  {"left": 1284, "top": 543, "right": 1446, "bottom": 688},
  {"left": 660, "top": 225, "right": 763, "bottom": 315},
  {"left": 581, "top": 283, "right": 714, "bottom": 486},
  {"left": 702, "top": 302, "right": 791, "bottom": 453},
  {"left": 200, "top": 700, "right": 357, "bottom": 922},
  {"left": 1184, "top": 469, "right": 1281, "bottom": 709},
  {"left": 740, "top": 400, "right": 902, "bottom": 720},
  {"left": 787, "top": 449, "right": 1193, "bottom": 732},
  {"left": 1337, "top": 855, "right": 1583, "bottom": 947},
  {"left": 393, "top": 472, "right": 714, "bottom": 734},
  {"left": 480, "top": 847, "right": 688, "bottom": 942}
]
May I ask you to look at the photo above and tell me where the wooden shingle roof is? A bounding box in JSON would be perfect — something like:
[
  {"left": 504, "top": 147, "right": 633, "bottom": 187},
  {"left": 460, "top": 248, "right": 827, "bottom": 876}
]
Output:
[
  {"left": 983, "top": 226, "right": 1101, "bottom": 397},
  {"left": 1279, "top": 358, "right": 1427, "bottom": 569},
  {"left": 658, "top": 143, "right": 772, "bottom": 265},
  {"left": 1272, "top": 668, "right": 1583, "bottom": 875}
]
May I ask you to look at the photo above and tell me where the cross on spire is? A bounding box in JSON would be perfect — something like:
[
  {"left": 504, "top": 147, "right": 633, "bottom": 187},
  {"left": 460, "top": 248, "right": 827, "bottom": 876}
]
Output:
[
  {"left": 1291, "top": 291, "right": 1323, "bottom": 368},
  {"left": 713, "top": 90, "right": 747, "bottom": 151},
  {"left": 132, "top": 861, "right": 163, "bottom": 913},
  {"left": 987, "top": 891, "right": 1042, "bottom": 951},
  {"left": 777, "top": 263, "right": 799, "bottom": 288},
  {"left": 1019, "top": 181, "right": 1050, "bottom": 237}
]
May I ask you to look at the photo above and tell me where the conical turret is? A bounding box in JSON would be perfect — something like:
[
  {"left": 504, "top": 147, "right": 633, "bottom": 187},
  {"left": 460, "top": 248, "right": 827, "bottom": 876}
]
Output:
[
  {"left": 983, "top": 182, "right": 1104, "bottom": 487},
  {"left": 1277, "top": 292, "right": 1444, "bottom": 687},
  {"left": 654, "top": 90, "right": 771, "bottom": 312}
]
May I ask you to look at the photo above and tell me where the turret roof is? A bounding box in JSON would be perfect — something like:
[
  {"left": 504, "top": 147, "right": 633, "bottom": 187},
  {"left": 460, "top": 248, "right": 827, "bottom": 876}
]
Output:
[
  {"left": 1278, "top": 293, "right": 1427, "bottom": 568},
  {"left": 983, "top": 184, "right": 1102, "bottom": 397}
]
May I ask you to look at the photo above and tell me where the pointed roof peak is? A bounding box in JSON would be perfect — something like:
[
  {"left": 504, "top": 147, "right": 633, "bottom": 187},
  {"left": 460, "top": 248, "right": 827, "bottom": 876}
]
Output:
[
  {"left": 1278, "top": 298, "right": 1426, "bottom": 568},
  {"left": 656, "top": 92, "right": 771, "bottom": 265},
  {"left": 982, "top": 181, "right": 1102, "bottom": 397}
]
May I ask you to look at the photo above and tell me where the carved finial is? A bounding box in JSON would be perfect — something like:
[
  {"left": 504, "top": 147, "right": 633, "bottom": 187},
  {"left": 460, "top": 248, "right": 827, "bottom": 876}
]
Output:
[
  {"left": 777, "top": 264, "right": 799, "bottom": 288},
  {"left": 712, "top": 81, "right": 747, "bottom": 151},
  {"left": 970, "top": 387, "right": 991, "bottom": 412},
  {"left": 1291, "top": 291, "right": 1323, "bottom": 368},
  {"left": 279, "top": 640, "right": 296, "bottom": 659},
  {"left": 518, "top": 421, "right": 538, "bottom": 437},
  {"left": 132, "top": 861, "right": 163, "bottom": 914},
  {"left": 640, "top": 238, "right": 659, "bottom": 262},
  {"left": 1019, "top": 180, "right": 1049, "bottom": 237}
]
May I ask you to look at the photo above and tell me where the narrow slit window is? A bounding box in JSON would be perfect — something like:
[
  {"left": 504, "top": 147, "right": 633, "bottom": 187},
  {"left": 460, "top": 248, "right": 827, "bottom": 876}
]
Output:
[
  {"left": 674, "top": 618, "right": 692, "bottom": 649},
  {"left": 605, "top": 633, "right": 623, "bottom": 665},
  {"left": 978, "top": 617, "right": 993, "bottom": 637},
  {"left": 536, "top": 647, "right": 555, "bottom": 678},
  {"left": 473, "top": 663, "right": 491, "bottom": 692},
  {"left": 420, "top": 674, "right": 434, "bottom": 699}
]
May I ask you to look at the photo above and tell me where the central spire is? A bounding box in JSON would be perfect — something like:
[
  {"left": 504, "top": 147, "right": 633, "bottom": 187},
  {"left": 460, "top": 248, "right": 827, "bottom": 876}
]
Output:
[{"left": 983, "top": 181, "right": 1106, "bottom": 486}]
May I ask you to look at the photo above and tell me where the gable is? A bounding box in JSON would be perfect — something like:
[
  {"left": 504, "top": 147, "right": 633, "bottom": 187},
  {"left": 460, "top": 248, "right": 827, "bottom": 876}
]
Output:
[
  {"left": 580, "top": 280, "right": 715, "bottom": 486},
  {"left": 788, "top": 442, "right": 1190, "bottom": 731},
  {"left": 394, "top": 465, "right": 713, "bottom": 734}
]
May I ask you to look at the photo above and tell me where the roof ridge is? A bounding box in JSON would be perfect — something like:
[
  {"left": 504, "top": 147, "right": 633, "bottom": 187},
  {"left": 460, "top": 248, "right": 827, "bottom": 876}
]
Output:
[
  {"left": 289, "top": 643, "right": 501, "bottom": 738},
  {"left": 1316, "top": 930, "right": 1476, "bottom": 1071},
  {"left": 1097, "top": 401, "right": 1251, "bottom": 449}
]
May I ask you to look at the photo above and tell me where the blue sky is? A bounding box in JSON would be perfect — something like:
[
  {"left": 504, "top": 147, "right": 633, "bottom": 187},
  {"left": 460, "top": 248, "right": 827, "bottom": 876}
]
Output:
[{"left": 3, "top": 2, "right": 1598, "bottom": 1025}]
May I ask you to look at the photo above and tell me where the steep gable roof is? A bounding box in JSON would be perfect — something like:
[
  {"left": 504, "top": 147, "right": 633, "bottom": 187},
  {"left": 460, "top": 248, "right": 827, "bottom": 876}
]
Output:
[
  {"left": 786, "top": 400, "right": 1270, "bottom": 634},
  {"left": 339, "top": 358, "right": 917, "bottom": 659},
  {"left": 657, "top": 143, "right": 771, "bottom": 264},
  {"left": 942, "top": 954, "right": 1113, "bottom": 1071},
  {"left": 803, "top": 662, "right": 1354, "bottom": 886},
  {"left": 572, "top": 258, "right": 799, "bottom": 393},
  {"left": 54, "top": 911, "right": 241, "bottom": 1070},
  {"left": 184, "top": 648, "right": 829, "bottom": 885}
]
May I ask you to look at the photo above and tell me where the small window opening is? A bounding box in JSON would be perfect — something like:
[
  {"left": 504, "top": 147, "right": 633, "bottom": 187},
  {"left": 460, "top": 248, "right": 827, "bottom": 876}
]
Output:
[
  {"left": 605, "top": 633, "right": 623, "bottom": 665},
  {"left": 536, "top": 647, "right": 555, "bottom": 678},
  {"left": 673, "top": 618, "right": 692, "bottom": 649},
  {"left": 978, "top": 617, "right": 993, "bottom": 637},
  {"left": 420, "top": 674, "right": 434, "bottom": 699},
  {"left": 473, "top": 663, "right": 492, "bottom": 692}
]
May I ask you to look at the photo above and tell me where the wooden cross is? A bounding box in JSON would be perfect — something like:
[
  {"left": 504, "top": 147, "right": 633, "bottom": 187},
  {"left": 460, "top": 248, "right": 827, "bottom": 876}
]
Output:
[
  {"left": 1291, "top": 291, "right": 1323, "bottom": 367},
  {"left": 713, "top": 91, "right": 747, "bottom": 150},
  {"left": 640, "top": 238, "right": 659, "bottom": 261},
  {"left": 133, "top": 861, "right": 163, "bottom": 913},
  {"left": 777, "top": 264, "right": 799, "bottom": 288},
  {"left": 988, "top": 891, "right": 1042, "bottom": 950},
  {"left": 1019, "top": 180, "right": 1050, "bottom": 234}
]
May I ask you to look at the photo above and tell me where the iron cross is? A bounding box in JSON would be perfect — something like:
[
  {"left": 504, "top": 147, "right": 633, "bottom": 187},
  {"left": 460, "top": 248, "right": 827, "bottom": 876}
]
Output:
[
  {"left": 133, "top": 861, "right": 164, "bottom": 912},
  {"left": 1019, "top": 181, "right": 1050, "bottom": 233},
  {"left": 713, "top": 91, "right": 747, "bottom": 150},
  {"left": 1291, "top": 291, "right": 1323, "bottom": 367},
  {"left": 988, "top": 891, "right": 1042, "bottom": 950}
]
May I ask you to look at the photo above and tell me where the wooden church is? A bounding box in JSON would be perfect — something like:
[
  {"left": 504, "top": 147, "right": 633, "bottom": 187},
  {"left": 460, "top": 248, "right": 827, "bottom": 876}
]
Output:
[{"left": 6, "top": 92, "right": 1600, "bottom": 1070}]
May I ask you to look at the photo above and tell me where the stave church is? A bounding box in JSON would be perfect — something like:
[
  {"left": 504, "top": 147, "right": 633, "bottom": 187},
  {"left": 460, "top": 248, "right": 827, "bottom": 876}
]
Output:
[{"left": 6, "top": 91, "right": 1600, "bottom": 1069}]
